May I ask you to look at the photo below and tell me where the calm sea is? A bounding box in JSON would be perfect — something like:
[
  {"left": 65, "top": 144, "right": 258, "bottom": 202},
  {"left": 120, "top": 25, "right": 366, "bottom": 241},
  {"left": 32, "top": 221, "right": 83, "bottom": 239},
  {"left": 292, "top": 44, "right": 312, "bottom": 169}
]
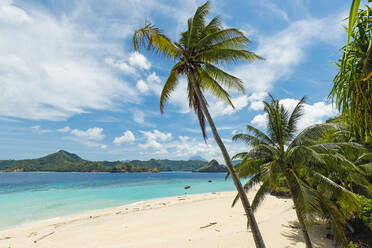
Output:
[{"left": 0, "top": 172, "right": 236, "bottom": 230}]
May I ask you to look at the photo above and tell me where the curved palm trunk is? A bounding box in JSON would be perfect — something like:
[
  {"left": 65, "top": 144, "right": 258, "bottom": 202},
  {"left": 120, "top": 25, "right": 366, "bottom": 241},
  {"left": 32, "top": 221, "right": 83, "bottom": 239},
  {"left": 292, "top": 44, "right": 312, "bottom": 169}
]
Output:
[
  {"left": 190, "top": 73, "right": 266, "bottom": 248},
  {"left": 285, "top": 175, "right": 313, "bottom": 248}
]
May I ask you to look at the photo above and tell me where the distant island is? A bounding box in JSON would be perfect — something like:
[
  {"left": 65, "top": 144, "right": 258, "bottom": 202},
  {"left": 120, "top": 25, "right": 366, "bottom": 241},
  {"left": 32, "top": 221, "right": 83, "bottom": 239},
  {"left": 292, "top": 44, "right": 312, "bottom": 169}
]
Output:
[
  {"left": 193, "top": 159, "right": 228, "bottom": 173},
  {"left": 0, "top": 150, "right": 213, "bottom": 173}
]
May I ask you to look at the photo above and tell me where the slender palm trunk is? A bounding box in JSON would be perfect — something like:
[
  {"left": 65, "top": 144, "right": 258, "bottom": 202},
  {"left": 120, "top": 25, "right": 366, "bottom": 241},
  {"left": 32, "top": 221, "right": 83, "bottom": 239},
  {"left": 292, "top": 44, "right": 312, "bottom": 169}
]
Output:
[
  {"left": 190, "top": 73, "right": 266, "bottom": 248},
  {"left": 285, "top": 175, "right": 313, "bottom": 248}
]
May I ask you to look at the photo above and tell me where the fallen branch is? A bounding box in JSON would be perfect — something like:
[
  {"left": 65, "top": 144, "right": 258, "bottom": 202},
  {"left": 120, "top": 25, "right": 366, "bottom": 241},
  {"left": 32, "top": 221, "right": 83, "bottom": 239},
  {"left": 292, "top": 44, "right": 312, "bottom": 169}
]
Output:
[{"left": 200, "top": 222, "right": 217, "bottom": 229}]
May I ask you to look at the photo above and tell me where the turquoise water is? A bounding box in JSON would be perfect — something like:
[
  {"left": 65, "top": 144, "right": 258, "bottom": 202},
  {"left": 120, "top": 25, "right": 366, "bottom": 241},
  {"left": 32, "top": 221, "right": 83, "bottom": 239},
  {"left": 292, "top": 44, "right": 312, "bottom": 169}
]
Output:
[{"left": 0, "top": 172, "right": 236, "bottom": 230}]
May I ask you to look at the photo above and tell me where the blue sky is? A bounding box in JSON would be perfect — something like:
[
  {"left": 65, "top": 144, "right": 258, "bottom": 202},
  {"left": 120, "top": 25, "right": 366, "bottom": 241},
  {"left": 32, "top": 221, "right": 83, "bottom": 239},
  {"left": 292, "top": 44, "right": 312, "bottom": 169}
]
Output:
[{"left": 0, "top": 0, "right": 358, "bottom": 161}]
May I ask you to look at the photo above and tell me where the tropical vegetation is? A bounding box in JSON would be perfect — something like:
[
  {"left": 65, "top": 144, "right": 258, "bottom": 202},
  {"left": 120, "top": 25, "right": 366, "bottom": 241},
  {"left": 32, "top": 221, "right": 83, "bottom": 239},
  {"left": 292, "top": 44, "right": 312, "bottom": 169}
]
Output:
[
  {"left": 193, "top": 159, "right": 227, "bottom": 172},
  {"left": 231, "top": 95, "right": 371, "bottom": 248},
  {"left": 330, "top": 3, "right": 372, "bottom": 143},
  {"left": 0, "top": 150, "right": 208, "bottom": 172},
  {"left": 132, "top": 1, "right": 266, "bottom": 247}
]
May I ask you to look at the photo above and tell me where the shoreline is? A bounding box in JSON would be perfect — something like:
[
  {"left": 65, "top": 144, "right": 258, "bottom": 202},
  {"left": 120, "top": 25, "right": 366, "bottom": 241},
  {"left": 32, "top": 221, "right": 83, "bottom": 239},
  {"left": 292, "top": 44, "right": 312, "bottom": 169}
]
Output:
[
  {"left": 0, "top": 189, "right": 235, "bottom": 232},
  {"left": 0, "top": 190, "right": 333, "bottom": 248}
]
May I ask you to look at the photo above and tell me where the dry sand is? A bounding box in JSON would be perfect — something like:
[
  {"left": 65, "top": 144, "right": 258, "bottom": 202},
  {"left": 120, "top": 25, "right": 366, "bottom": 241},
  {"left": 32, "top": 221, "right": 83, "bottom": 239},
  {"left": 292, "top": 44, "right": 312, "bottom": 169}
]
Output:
[{"left": 0, "top": 190, "right": 333, "bottom": 248}]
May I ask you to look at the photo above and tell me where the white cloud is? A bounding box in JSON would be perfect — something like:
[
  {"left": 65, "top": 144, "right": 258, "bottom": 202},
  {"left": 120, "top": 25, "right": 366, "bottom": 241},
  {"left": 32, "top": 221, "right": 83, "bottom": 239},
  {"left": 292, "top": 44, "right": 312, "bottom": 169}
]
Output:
[
  {"left": 179, "top": 136, "right": 190, "bottom": 142},
  {"left": 247, "top": 92, "right": 267, "bottom": 111},
  {"left": 61, "top": 126, "right": 106, "bottom": 149},
  {"left": 251, "top": 113, "right": 267, "bottom": 129},
  {"left": 280, "top": 98, "right": 338, "bottom": 128},
  {"left": 57, "top": 126, "right": 71, "bottom": 133},
  {"left": 31, "top": 125, "right": 52, "bottom": 134},
  {"left": 233, "top": 13, "right": 345, "bottom": 95},
  {"left": 0, "top": 1, "right": 138, "bottom": 121},
  {"left": 0, "top": 0, "right": 31, "bottom": 25},
  {"left": 113, "top": 130, "right": 135, "bottom": 145},
  {"left": 261, "top": 1, "right": 290, "bottom": 22},
  {"left": 129, "top": 52, "right": 151, "bottom": 70},
  {"left": 250, "top": 99, "right": 338, "bottom": 130},
  {"left": 70, "top": 127, "right": 105, "bottom": 141},
  {"left": 104, "top": 58, "right": 136, "bottom": 75},
  {"left": 138, "top": 129, "right": 172, "bottom": 154},
  {"left": 147, "top": 72, "right": 161, "bottom": 84},
  {"left": 141, "top": 129, "right": 172, "bottom": 142},
  {"left": 139, "top": 139, "right": 167, "bottom": 154},
  {"left": 133, "top": 110, "right": 145, "bottom": 124},
  {"left": 209, "top": 95, "right": 249, "bottom": 117},
  {"left": 136, "top": 80, "right": 149, "bottom": 93}
]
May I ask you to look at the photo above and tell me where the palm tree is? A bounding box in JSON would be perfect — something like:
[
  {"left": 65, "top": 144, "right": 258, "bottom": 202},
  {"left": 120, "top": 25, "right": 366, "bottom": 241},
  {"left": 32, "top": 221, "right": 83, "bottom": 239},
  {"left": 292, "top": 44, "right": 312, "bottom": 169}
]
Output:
[
  {"left": 132, "top": 2, "right": 266, "bottom": 247},
  {"left": 330, "top": 4, "right": 372, "bottom": 142},
  {"left": 232, "top": 95, "right": 369, "bottom": 247}
]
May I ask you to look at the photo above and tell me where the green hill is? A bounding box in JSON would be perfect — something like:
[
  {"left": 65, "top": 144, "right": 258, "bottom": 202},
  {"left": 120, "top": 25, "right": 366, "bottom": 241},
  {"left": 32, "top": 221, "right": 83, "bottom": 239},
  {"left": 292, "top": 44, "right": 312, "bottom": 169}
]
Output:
[
  {"left": 0, "top": 151, "right": 206, "bottom": 172},
  {"left": 193, "top": 159, "right": 228, "bottom": 173},
  {"left": 130, "top": 159, "right": 205, "bottom": 171}
]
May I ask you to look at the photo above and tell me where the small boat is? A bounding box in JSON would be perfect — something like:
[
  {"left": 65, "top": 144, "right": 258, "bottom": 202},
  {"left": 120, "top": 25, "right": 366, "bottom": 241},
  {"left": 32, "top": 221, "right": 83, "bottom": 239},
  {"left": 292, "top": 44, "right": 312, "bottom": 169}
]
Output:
[{"left": 184, "top": 185, "right": 191, "bottom": 189}]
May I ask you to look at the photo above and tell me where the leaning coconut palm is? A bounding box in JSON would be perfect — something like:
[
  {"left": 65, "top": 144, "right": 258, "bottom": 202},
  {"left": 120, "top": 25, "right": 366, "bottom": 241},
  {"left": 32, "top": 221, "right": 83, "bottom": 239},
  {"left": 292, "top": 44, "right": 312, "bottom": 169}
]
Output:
[
  {"left": 232, "top": 95, "right": 369, "bottom": 248},
  {"left": 133, "top": 2, "right": 266, "bottom": 247}
]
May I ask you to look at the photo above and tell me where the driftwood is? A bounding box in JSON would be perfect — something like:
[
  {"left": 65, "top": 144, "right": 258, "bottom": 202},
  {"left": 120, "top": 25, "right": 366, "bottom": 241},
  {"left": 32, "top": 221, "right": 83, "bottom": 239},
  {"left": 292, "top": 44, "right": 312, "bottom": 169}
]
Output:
[{"left": 200, "top": 222, "right": 217, "bottom": 229}]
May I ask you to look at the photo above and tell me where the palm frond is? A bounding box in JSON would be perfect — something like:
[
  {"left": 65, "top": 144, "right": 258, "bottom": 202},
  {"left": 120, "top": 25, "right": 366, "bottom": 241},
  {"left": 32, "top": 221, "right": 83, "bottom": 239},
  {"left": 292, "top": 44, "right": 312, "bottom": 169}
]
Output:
[
  {"left": 286, "top": 145, "right": 325, "bottom": 169},
  {"left": 198, "top": 68, "right": 234, "bottom": 107},
  {"left": 236, "top": 159, "right": 269, "bottom": 178},
  {"left": 313, "top": 172, "right": 361, "bottom": 212},
  {"left": 196, "top": 28, "right": 250, "bottom": 50},
  {"left": 160, "top": 63, "right": 181, "bottom": 113},
  {"left": 317, "top": 193, "right": 348, "bottom": 245},
  {"left": 232, "top": 152, "right": 248, "bottom": 160},
  {"left": 232, "top": 133, "right": 268, "bottom": 146},
  {"left": 251, "top": 180, "right": 270, "bottom": 211},
  {"left": 246, "top": 125, "right": 276, "bottom": 146},
  {"left": 289, "top": 124, "right": 336, "bottom": 148},
  {"left": 232, "top": 173, "right": 262, "bottom": 207},
  {"left": 188, "top": 1, "right": 210, "bottom": 48},
  {"left": 203, "top": 63, "right": 245, "bottom": 93},
  {"left": 201, "top": 49, "right": 260, "bottom": 64},
  {"left": 288, "top": 169, "right": 321, "bottom": 225},
  {"left": 188, "top": 78, "right": 208, "bottom": 141},
  {"left": 204, "top": 16, "right": 222, "bottom": 35},
  {"left": 287, "top": 96, "right": 306, "bottom": 140},
  {"left": 133, "top": 24, "right": 180, "bottom": 58}
]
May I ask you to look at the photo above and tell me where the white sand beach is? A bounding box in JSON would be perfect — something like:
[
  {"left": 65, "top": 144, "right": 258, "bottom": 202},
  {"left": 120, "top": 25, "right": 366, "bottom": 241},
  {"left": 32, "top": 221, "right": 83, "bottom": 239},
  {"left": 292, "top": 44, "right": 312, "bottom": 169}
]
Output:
[{"left": 0, "top": 190, "right": 333, "bottom": 248}]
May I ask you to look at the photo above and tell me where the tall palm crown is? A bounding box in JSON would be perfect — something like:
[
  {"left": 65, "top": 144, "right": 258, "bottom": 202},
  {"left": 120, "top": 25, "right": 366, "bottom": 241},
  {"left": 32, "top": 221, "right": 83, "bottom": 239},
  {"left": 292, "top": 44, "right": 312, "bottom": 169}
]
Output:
[
  {"left": 133, "top": 2, "right": 267, "bottom": 247},
  {"left": 232, "top": 95, "right": 370, "bottom": 247},
  {"left": 133, "top": 2, "right": 261, "bottom": 139}
]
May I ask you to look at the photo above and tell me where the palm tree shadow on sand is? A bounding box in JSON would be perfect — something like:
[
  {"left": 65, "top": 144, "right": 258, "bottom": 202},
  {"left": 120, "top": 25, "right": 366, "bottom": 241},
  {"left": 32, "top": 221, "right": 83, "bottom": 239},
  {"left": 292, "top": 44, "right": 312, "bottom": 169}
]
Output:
[{"left": 281, "top": 220, "right": 334, "bottom": 248}]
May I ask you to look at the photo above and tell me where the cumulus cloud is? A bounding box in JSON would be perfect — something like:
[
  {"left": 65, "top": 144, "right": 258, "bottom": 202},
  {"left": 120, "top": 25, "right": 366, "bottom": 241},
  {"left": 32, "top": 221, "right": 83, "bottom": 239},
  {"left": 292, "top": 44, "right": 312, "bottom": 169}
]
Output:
[
  {"left": 59, "top": 126, "right": 107, "bottom": 149},
  {"left": 233, "top": 13, "right": 345, "bottom": 95},
  {"left": 31, "top": 125, "right": 52, "bottom": 134},
  {"left": 70, "top": 127, "right": 105, "bottom": 141},
  {"left": 251, "top": 113, "right": 267, "bottom": 128},
  {"left": 113, "top": 130, "right": 135, "bottom": 145},
  {"left": 0, "top": 0, "right": 31, "bottom": 24},
  {"left": 250, "top": 99, "right": 338, "bottom": 130},
  {"left": 104, "top": 58, "right": 136, "bottom": 75},
  {"left": 152, "top": 12, "right": 345, "bottom": 118},
  {"left": 280, "top": 98, "right": 338, "bottom": 128},
  {"left": 57, "top": 126, "right": 71, "bottom": 133},
  {"left": 129, "top": 52, "right": 151, "bottom": 70},
  {"left": 136, "top": 80, "right": 149, "bottom": 94},
  {"left": 208, "top": 95, "right": 249, "bottom": 117},
  {"left": 0, "top": 1, "right": 138, "bottom": 121},
  {"left": 141, "top": 129, "right": 172, "bottom": 142},
  {"left": 133, "top": 110, "right": 145, "bottom": 124},
  {"left": 138, "top": 129, "right": 172, "bottom": 154}
]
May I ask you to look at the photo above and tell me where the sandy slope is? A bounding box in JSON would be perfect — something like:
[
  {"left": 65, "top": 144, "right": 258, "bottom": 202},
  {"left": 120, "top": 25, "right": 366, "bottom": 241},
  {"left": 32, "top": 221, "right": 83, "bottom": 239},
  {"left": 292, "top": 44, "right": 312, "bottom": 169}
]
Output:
[{"left": 0, "top": 190, "right": 333, "bottom": 248}]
